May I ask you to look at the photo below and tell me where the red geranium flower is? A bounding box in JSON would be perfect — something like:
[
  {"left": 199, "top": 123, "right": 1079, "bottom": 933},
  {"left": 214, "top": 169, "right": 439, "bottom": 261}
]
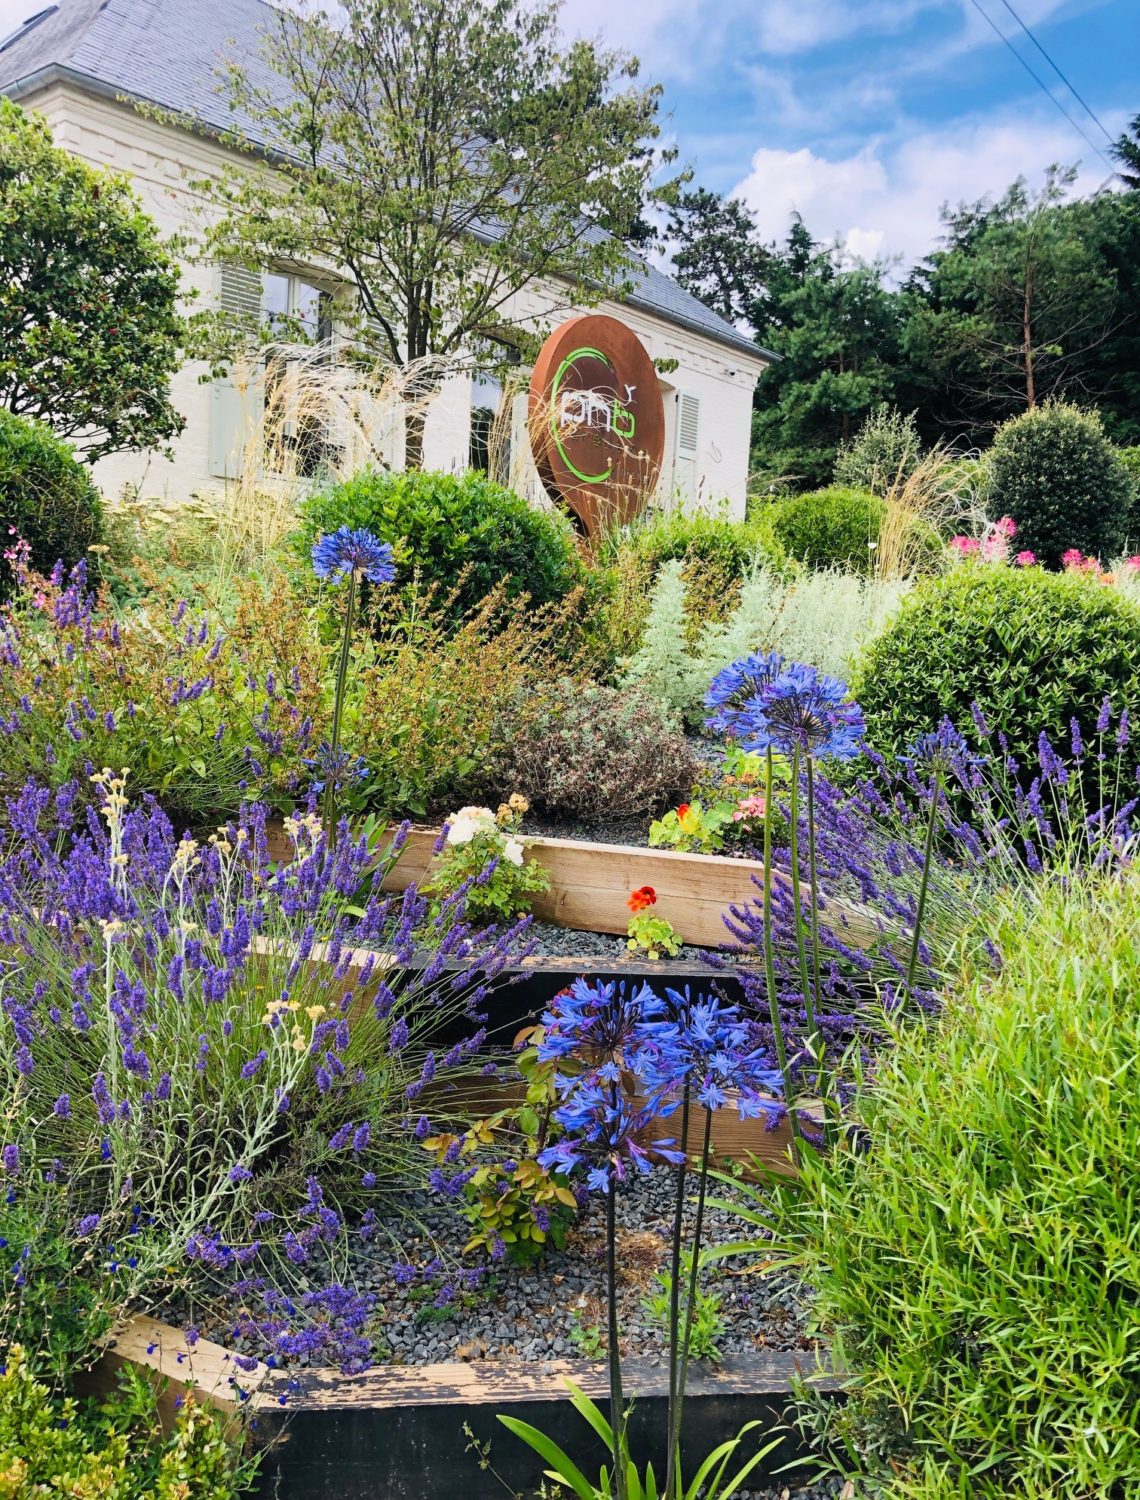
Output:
[
  {"left": 676, "top": 803, "right": 691, "bottom": 819},
  {"left": 627, "top": 885, "right": 657, "bottom": 913}
]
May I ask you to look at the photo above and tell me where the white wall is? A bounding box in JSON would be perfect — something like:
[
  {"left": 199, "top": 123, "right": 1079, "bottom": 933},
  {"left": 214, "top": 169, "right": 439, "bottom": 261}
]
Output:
[{"left": 21, "top": 84, "right": 767, "bottom": 519}]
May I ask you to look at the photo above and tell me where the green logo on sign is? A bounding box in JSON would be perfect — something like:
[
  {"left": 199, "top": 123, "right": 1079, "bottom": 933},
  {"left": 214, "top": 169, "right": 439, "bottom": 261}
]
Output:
[{"left": 550, "top": 346, "right": 637, "bottom": 485}]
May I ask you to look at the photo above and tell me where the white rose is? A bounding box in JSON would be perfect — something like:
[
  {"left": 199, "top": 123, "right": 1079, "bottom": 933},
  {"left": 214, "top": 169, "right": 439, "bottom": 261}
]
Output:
[{"left": 503, "top": 837, "right": 525, "bottom": 867}]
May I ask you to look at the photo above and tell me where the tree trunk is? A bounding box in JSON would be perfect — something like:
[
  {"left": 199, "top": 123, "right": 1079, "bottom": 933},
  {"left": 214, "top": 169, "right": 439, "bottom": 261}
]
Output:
[
  {"left": 404, "top": 404, "right": 426, "bottom": 470},
  {"left": 1023, "top": 272, "right": 1036, "bottom": 408}
]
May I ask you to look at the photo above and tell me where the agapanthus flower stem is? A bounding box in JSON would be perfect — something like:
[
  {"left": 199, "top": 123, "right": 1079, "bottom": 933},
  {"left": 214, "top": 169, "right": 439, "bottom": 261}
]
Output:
[
  {"left": 670, "top": 1104, "right": 714, "bottom": 1470},
  {"left": 906, "top": 764, "right": 942, "bottom": 996},
  {"left": 322, "top": 571, "right": 357, "bottom": 847},
  {"left": 663, "top": 1082, "right": 691, "bottom": 1500},
  {"left": 805, "top": 757, "right": 833, "bottom": 1142},
  {"left": 605, "top": 1168, "right": 627, "bottom": 1500},
  {"left": 789, "top": 745, "right": 829, "bottom": 1126},
  {"left": 763, "top": 748, "right": 801, "bottom": 1163}
]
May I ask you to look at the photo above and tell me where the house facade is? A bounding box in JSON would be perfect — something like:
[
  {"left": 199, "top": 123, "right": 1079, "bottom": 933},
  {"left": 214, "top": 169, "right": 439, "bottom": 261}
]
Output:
[{"left": 0, "top": 0, "right": 772, "bottom": 517}]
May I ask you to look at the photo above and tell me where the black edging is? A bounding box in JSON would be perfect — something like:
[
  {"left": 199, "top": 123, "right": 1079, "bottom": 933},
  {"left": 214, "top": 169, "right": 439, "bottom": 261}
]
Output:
[{"left": 252, "top": 1350, "right": 841, "bottom": 1500}]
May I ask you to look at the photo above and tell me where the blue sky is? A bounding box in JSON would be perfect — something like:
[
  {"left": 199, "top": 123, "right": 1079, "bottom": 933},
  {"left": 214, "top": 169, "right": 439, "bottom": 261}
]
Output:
[{"left": 565, "top": 0, "right": 1138, "bottom": 268}]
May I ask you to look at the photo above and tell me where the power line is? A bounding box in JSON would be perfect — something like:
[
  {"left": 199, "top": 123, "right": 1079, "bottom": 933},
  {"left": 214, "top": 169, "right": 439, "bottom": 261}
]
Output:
[
  {"left": 964, "top": 0, "right": 1120, "bottom": 178},
  {"left": 992, "top": 0, "right": 1117, "bottom": 147}
]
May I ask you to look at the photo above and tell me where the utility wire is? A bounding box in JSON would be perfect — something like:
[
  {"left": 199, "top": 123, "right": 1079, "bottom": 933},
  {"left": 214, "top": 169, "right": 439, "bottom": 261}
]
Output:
[
  {"left": 964, "top": 0, "right": 1120, "bottom": 178},
  {"left": 993, "top": 0, "right": 1118, "bottom": 146}
]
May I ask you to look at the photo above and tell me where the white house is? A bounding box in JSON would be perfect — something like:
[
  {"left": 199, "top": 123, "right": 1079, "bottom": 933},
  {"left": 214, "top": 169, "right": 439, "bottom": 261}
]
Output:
[{"left": 0, "top": 0, "right": 772, "bottom": 517}]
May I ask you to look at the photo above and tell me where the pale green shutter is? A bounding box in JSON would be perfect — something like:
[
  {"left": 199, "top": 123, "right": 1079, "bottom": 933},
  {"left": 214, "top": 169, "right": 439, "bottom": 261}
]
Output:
[{"left": 209, "top": 265, "right": 265, "bottom": 480}]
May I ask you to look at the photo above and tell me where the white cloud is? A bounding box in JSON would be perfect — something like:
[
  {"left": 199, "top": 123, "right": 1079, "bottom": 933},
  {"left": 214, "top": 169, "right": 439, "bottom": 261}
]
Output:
[{"left": 730, "top": 110, "right": 1124, "bottom": 267}]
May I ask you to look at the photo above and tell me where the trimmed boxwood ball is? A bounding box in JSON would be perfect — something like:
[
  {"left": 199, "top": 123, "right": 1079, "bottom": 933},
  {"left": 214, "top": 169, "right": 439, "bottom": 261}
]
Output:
[
  {"left": 765, "top": 485, "right": 939, "bottom": 575},
  {"left": 297, "top": 468, "right": 582, "bottom": 620},
  {"left": 987, "top": 402, "right": 1132, "bottom": 568},
  {"left": 777, "top": 877, "right": 1140, "bottom": 1495},
  {"left": 0, "top": 409, "right": 104, "bottom": 597},
  {"left": 853, "top": 566, "right": 1140, "bottom": 785}
]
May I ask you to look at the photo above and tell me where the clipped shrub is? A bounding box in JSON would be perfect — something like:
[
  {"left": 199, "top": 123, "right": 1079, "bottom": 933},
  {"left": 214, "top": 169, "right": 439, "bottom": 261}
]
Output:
[
  {"left": 1118, "top": 444, "right": 1140, "bottom": 544},
  {"left": 853, "top": 565, "right": 1140, "bottom": 787},
  {"left": 765, "top": 486, "right": 885, "bottom": 575},
  {"left": 0, "top": 1345, "right": 256, "bottom": 1499},
  {"left": 0, "top": 409, "right": 104, "bottom": 595},
  {"left": 295, "top": 467, "right": 582, "bottom": 620},
  {"left": 489, "top": 680, "right": 699, "bottom": 822},
  {"left": 987, "top": 402, "right": 1132, "bottom": 569},
  {"left": 777, "top": 874, "right": 1140, "bottom": 1496},
  {"left": 833, "top": 407, "right": 922, "bottom": 493}
]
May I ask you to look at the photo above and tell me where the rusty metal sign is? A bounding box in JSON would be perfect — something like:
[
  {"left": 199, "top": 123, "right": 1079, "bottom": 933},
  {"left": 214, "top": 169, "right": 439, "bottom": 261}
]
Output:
[{"left": 529, "top": 314, "right": 665, "bottom": 536}]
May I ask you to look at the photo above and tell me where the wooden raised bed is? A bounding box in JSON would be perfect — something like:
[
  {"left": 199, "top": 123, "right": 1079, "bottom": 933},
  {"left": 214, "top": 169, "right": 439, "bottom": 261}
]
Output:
[
  {"left": 265, "top": 822, "right": 879, "bottom": 951},
  {"left": 83, "top": 1314, "right": 840, "bottom": 1500}
]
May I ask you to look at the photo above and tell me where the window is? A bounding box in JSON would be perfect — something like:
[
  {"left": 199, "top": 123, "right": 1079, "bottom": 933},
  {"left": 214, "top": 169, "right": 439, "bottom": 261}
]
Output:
[
  {"left": 262, "top": 273, "right": 337, "bottom": 478},
  {"left": 469, "top": 369, "right": 504, "bottom": 476}
]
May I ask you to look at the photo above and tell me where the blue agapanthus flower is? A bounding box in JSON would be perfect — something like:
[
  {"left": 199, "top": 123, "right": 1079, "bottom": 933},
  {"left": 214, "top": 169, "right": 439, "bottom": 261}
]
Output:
[
  {"left": 902, "top": 717, "right": 986, "bottom": 776},
  {"left": 704, "top": 650, "right": 786, "bottom": 736},
  {"left": 733, "top": 663, "right": 865, "bottom": 762},
  {"left": 311, "top": 528, "right": 396, "bottom": 584},
  {"left": 538, "top": 1081, "right": 684, "bottom": 1191},
  {"left": 639, "top": 988, "right": 784, "bottom": 1118}
]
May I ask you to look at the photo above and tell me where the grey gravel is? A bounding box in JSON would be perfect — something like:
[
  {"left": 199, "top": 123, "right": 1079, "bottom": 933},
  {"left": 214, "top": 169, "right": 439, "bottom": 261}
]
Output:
[{"left": 337, "top": 1165, "right": 817, "bottom": 1367}]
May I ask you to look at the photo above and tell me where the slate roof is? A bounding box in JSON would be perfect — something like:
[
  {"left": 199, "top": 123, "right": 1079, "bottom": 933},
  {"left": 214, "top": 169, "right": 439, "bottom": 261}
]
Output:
[{"left": 0, "top": 0, "right": 771, "bottom": 362}]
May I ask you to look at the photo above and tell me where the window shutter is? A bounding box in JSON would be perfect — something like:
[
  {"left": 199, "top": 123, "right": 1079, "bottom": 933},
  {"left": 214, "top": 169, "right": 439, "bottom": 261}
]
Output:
[
  {"left": 673, "top": 391, "right": 700, "bottom": 504},
  {"left": 209, "top": 265, "right": 265, "bottom": 480}
]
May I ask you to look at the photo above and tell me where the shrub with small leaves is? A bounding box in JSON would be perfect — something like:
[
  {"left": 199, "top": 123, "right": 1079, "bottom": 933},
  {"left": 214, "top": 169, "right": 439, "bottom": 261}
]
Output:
[
  {"left": 853, "top": 564, "right": 1140, "bottom": 800},
  {"left": 833, "top": 407, "right": 922, "bottom": 494},
  {"left": 0, "top": 1346, "right": 257, "bottom": 1500},
  {"left": 987, "top": 401, "right": 1132, "bottom": 569},
  {"left": 489, "top": 680, "right": 699, "bottom": 822},
  {"left": 765, "top": 486, "right": 885, "bottom": 575},
  {"left": 296, "top": 467, "right": 582, "bottom": 623},
  {"left": 0, "top": 410, "right": 104, "bottom": 598}
]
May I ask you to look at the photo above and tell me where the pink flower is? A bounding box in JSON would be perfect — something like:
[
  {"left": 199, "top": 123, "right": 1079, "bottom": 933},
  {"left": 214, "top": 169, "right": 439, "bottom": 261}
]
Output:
[
  {"left": 1014, "top": 550, "right": 1037, "bottom": 567},
  {"left": 995, "top": 516, "right": 1017, "bottom": 538},
  {"left": 1061, "top": 548, "right": 1086, "bottom": 572},
  {"left": 950, "top": 535, "right": 980, "bottom": 556},
  {"left": 1125, "top": 556, "right": 1140, "bottom": 573},
  {"left": 981, "top": 532, "right": 1009, "bottom": 563},
  {"left": 731, "top": 795, "right": 767, "bottom": 822}
]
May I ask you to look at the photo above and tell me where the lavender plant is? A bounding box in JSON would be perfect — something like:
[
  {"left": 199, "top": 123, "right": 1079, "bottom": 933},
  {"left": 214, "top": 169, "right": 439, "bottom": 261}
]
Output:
[
  {"left": 705, "top": 653, "right": 864, "bottom": 1149},
  {"left": 499, "top": 978, "right": 783, "bottom": 1500},
  {"left": 0, "top": 771, "right": 529, "bottom": 1374}
]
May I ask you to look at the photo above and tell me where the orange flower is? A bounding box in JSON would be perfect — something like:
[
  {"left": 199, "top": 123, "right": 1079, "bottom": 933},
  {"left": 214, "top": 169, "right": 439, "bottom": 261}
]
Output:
[{"left": 628, "top": 885, "right": 657, "bottom": 913}]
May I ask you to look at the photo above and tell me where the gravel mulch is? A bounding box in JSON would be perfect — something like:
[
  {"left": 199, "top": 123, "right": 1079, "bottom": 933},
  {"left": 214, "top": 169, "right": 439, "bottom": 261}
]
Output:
[{"left": 339, "top": 1166, "right": 816, "bottom": 1368}]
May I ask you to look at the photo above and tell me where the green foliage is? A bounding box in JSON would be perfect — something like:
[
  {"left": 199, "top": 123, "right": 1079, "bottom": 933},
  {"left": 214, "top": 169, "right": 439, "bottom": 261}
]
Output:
[
  {"left": 749, "top": 220, "right": 902, "bottom": 489},
  {"left": 593, "top": 508, "right": 785, "bottom": 662},
  {"left": 987, "top": 401, "right": 1132, "bottom": 568},
  {"left": 649, "top": 799, "right": 735, "bottom": 854},
  {"left": 422, "top": 1031, "right": 578, "bottom": 1269},
  {"left": 199, "top": 0, "right": 677, "bottom": 459},
  {"left": 0, "top": 99, "right": 184, "bottom": 461},
  {"left": 568, "top": 1313, "right": 607, "bottom": 1360},
  {"left": 643, "top": 1252, "right": 725, "bottom": 1363},
  {"left": 0, "top": 1345, "right": 256, "bottom": 1500},
  {"left": 0, "top": 1207, "right": 116, "bottom": 1387},
  {"left": 626, "top": 909, "right": 681, "bottom": 959},
  {"left": 833, "top": 407, "right": 922, "bottom": 493},
  {"left": 761, "top": 874, "right": 1140, "bottom": 1496},
  {"left": 426, "top": 799, "right": 550, "bottom": 924},
  {"left": 297, "top": 468, "right": 582, "bottom": 621},
  {"left": 623, "top": 559, "right": 911, "bottom": 728},
  {"left": 853, "top": 565, "right": 1140, "bottom": 798},
  {"left": 499, "top": 1381, "right": 778, "bottom": 1500},
  {"left": 765, "top": 486, "right": 885, "bottom": 574},
  {"left": 488, "top": 680, "right": 698, "bottom": 822},
  {"left": 1116, "top": 444, "right": 1140, "bottom": 542},
  {"left": 0, "top": 412, "right": 105, "bottom": 596}
]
